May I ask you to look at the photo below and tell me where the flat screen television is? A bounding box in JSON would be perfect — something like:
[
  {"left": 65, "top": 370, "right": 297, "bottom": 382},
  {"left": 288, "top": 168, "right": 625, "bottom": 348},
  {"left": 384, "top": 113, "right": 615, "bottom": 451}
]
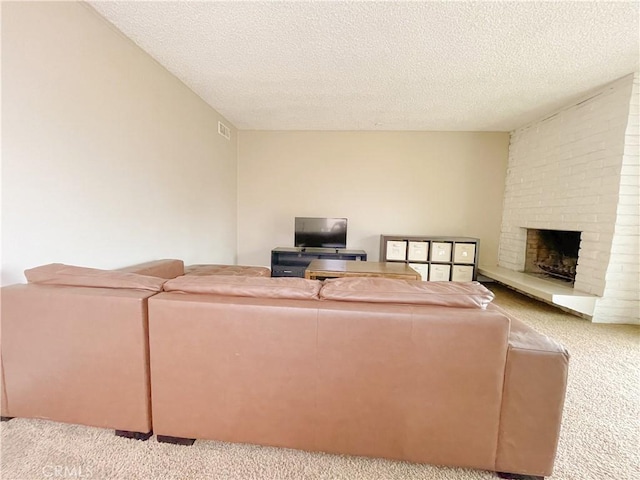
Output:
[{"left": 294, "top": 217, "right": 347, "bottom": 249}]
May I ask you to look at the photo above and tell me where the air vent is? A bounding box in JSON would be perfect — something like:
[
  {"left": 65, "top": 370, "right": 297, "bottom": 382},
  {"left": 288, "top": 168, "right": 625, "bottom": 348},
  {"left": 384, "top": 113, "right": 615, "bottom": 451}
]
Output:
[{"left": 218, "top": 121, "right": 231, "bottom": 140}]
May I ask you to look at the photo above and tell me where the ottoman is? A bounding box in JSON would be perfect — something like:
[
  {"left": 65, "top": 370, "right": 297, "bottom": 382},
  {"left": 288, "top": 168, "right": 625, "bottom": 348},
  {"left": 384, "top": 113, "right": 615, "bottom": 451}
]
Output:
[{"left": 184, "top": 264, "right": 271, "bottom": 277}]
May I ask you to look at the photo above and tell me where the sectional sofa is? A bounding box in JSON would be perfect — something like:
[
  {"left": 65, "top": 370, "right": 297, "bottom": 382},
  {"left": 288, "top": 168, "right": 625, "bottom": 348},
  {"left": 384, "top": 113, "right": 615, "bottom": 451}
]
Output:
[
  {"left": 0, "top": 260, "right": 569, "bottom": 480},
  {"left": 0, "top": 260, "right": 268, "bottom": 438}
]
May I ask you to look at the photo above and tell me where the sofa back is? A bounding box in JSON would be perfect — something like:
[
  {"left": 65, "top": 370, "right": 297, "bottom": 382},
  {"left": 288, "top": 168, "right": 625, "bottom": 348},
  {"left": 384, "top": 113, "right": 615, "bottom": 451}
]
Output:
[
  {"left": 0, "top": 259, "right": 181, "bottom": 430},
  {"left": 1, "top": 284, "right": 156, "bottom": 432},
  {"left": 148, "top": 288, "right": 510, "bottom": 470},
  {"left": 116, "top": 259, "right": 185, "bottom": 279}
]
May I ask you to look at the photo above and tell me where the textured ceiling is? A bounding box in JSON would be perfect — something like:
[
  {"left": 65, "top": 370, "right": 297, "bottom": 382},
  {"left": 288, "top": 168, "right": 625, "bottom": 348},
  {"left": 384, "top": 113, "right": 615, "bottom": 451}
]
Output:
[{"left": 88, "top": 1, "right": 639, "bottom": 131}]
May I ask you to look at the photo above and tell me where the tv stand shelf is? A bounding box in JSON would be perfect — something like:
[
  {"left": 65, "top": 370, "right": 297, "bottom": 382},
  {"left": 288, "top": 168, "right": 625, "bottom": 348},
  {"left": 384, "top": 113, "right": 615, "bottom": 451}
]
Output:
[{"left": 271, "top": 247, "right": 368, "bottom": 278}]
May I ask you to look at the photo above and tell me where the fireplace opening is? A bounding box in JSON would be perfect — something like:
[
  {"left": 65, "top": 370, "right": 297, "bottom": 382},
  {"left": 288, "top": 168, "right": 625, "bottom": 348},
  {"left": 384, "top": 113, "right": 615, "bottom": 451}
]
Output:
[{"left": 525, "top": 229, "right": 581, "bottom": 284}]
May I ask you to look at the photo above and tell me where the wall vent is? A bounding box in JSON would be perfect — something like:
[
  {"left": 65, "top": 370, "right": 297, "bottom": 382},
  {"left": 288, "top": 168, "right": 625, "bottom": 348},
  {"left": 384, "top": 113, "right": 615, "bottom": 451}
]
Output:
[{"left": 218, "top": 121, "right": 231, "bottom": 140}]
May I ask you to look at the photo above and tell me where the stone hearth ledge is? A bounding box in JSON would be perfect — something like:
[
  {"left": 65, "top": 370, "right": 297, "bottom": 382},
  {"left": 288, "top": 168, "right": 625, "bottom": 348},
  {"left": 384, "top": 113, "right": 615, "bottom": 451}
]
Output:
[{"left": 478, "top": 265, "right": 597, "bottom": 317}]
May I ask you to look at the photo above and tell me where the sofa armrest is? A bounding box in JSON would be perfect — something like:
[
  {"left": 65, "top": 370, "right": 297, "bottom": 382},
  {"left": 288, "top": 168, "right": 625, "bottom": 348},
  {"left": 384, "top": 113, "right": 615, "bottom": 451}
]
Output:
[{"left": 494, "top": 311, "right": 569, "bottom": 477}]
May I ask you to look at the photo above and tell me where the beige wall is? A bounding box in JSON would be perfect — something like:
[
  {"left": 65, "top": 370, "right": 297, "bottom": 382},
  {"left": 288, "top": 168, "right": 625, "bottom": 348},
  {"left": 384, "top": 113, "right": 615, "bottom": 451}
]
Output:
[
  {"left": 238, "top": 131, "right": 509, "bottom": 267},
  {"left": 1, "top": 2, "right": 238, "bottom": 284}
]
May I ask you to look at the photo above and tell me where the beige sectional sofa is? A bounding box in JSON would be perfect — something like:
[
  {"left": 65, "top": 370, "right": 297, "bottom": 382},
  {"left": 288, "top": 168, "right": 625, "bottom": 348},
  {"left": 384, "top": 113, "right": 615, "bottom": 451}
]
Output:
[
  {"left": 1, "top": 262, "right": 568, "bottom": 479},
  {"left": 148, "top": 275, "right": 568, "bottom": 479}
]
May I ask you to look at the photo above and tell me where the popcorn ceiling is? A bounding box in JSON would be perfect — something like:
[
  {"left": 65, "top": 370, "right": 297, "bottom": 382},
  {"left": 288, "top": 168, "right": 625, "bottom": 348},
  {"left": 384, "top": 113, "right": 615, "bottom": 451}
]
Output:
[{"left": 88, "top": 1, "right": 639, "bottom": 131}]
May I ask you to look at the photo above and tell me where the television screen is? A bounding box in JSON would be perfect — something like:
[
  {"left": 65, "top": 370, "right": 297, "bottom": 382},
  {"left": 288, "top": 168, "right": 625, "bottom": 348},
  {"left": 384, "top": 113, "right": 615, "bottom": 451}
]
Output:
[{"left": 294, "top": 217, "right": 347, "bottom": 249}]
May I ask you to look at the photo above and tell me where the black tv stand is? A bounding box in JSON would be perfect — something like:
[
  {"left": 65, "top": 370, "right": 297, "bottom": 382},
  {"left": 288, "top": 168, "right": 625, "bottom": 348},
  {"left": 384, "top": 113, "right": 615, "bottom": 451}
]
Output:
[{"left": 271, "top": 247, "right": 368, "bottom": 278}]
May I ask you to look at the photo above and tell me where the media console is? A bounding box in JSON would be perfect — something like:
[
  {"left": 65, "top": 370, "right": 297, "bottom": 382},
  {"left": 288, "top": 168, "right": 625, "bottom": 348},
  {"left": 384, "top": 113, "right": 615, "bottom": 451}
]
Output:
[{"left": 271, "top": 247, "right": 368, "bottom": 278}]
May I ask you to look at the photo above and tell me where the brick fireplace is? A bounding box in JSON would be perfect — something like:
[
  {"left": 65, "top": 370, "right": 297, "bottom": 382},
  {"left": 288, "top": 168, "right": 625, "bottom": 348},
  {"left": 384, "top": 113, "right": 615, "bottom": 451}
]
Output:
[
  {"left": 524, "top": 229, "right": 581, "bottom": 284},
  {"left": 486, "top": 73, "right": 639, "bottom": 324}
]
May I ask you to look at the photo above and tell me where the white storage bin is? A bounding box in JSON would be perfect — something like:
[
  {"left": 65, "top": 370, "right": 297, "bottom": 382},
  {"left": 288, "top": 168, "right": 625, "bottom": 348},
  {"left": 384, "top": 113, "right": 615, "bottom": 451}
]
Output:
[
  {"left": 454, "top": 243, "right": 476, "bottom": 264},
  {"left": 451, "top": 265, "right": 474, "bottom": 282},
  {"left": 385, "top": 240, "right": 407, "bottom": 261},
  {"left": 408, "top": 241, "right": 429, "bottom": 262},
  {"left": 430, "top": 242, "right": 452, "bottom": 262},
  {"left": 429, "top": 264, "right": 451, "bottom": 282},
  {"left": 409, "top": 263, "right": 429, "bottom": 281}
]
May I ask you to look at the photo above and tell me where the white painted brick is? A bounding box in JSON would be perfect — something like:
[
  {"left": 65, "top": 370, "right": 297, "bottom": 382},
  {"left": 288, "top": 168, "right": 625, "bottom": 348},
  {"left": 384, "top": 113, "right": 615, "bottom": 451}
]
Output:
[
  {"left": 614, "top": 224, "right": 640, "bottom": 236},
  {"left": 604, "top": 280, "right": 640, "bottom": 292},
  {"left": 611, "top": 244, "right": 639, "bottom": 257},
  {"left": 616, "top": 203, "right": 640, "bottom": 216},
  {"left": 604, "top": 289, "right": 639, "bottom": 301},
  {"left": 590, "top": 216, "right": 618, "bottom": 229},
  {"left": 594, "top": 194, "right": 622, "bottom": 209},
  {"left": 604, "top": 263, "right": 625, "bottom": 274},
  {"left": 621, "top": 262, "right": 640, "bottom": 273},
  {"left": 606, "top": 154, "right": 630, "bottom": 166},
  {"left": 596, "top": 301, "right": 639, "bottom": 314},
  {"left": 499, "top": 74, "right": 638, "bottom": 323},
  {"left": 576, "top": 256, "right": 597, "bottom": 267},
  {"left": 607, "top": 276, "right": 639, "bottom": 289},
  {"left": 620, "top": 175, "right": 640, "bottom": 187},
  {"left": 614, "top": 214, "right": 639, "bottom": 227},
  {"left": 600, "top": 177, "right": 624, "bottom": 195},
  {"left": 619, "top": 185, "right": 640, "bottom": 196},
  {"left": 593, "top": 301, "right": 640, "bottom": 320},
  {"left": 620, "top": 164, "right": 639, "bottom": 175},
  {"left": 619, "top": 193, "right": 640, "bottom": 206},
  {"left": 580, "top": 232, "right": 601, "bottom": 242},
  {"left": 622, "top": 149, "right": 639, "bottom": 162},
  {"left": 611, "top": 235, "right": 640, "bottom": 246},
  {"left": 605, "top": 269, "right": 636, "bottom": 282}
]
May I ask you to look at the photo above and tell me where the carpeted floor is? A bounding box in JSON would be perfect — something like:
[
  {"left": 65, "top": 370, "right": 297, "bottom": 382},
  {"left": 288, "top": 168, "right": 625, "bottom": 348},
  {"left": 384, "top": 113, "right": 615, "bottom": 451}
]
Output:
[{"left": 1, "top": 284, "right": 638, "bottom": 480}]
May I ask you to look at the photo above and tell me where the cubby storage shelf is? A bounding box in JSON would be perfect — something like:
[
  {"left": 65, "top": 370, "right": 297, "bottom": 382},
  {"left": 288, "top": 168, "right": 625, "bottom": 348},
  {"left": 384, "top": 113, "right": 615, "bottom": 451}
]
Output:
[{"left": 379, "top": 235, "right": 480, "bottom": 282}]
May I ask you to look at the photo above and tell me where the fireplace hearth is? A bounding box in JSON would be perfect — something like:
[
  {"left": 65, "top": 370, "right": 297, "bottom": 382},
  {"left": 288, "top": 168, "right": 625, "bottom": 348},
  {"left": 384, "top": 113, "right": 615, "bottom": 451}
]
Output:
[{"left": 525, "top": 229, "right": 581, "bottom": 284}]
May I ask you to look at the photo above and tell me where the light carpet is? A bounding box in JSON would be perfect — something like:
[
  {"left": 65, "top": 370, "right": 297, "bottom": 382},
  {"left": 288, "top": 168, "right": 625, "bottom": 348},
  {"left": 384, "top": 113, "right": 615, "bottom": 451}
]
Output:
[{"left": 1, "top": 284, "right": 638, "bottom": 480}]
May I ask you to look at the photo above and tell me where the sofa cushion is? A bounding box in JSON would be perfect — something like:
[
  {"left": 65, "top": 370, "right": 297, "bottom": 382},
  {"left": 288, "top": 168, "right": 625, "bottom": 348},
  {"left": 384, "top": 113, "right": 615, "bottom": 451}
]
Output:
[
  {"left": 184, "top": 264, "right": 271, "bottom": 277},
  {"left": 24, "top": 263, "right": 166, "bottom": 292},
  {"left": 163, "top": 275, "right": 321, "bottom": 299},
  {"left": 117, "top": 259, "right": 185, "bottom": 279},
  {"left": 319, "top": 277, "right": 494, "bottom": 308}
]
